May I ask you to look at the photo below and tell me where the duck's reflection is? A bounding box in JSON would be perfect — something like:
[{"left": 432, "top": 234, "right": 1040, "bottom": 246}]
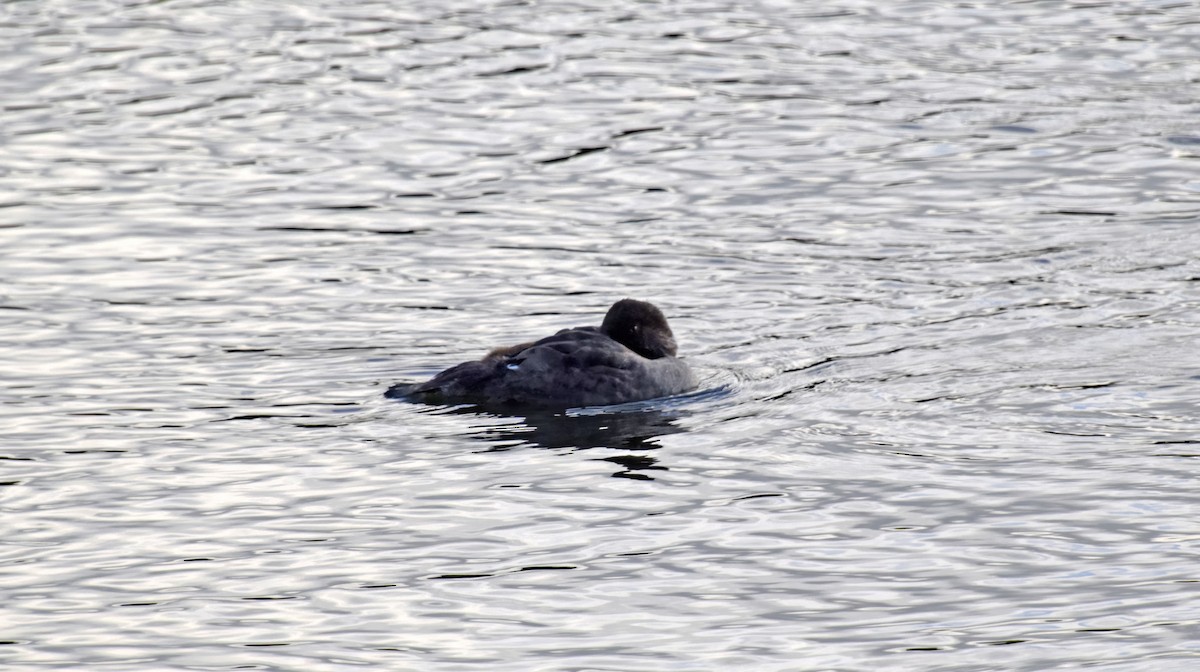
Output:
[{"left": 435, "top": 404, "right": 688, "bottom": 480}]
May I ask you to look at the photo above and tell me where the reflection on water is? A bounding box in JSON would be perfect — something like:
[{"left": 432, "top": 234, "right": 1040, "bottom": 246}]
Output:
[
  {"left": 3, "top": 0, "right": 1200, "bottom": 670},
  {"left": 388, "top": 372, "right": 735, "bottom": 477},
  {"left": 406, "top": 403, "right": 689, "bottom": 479}
]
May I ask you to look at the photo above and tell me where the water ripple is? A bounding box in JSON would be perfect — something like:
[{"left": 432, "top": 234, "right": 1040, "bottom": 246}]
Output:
[{"left": 3, "top": 0, "right": 1200, "bottom": 670}]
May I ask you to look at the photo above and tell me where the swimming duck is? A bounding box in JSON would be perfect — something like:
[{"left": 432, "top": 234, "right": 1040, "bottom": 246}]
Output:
[{"left": 386, "top": 299, "right": 696, "bottom": 408}]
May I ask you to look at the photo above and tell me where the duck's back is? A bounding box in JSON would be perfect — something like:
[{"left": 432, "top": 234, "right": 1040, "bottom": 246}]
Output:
[{"left": 389, "top": 327, "right": 695, "bottom": 408}]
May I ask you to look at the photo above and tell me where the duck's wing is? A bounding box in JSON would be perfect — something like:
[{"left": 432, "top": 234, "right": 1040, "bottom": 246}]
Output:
[
  {"left": 386, "top": 327, "right": 604, "bottom": 402},
  {"left": 384, "top": 359, "right": 495, "bottom": 400},
  {"left": 390, "top": 327, "right": 694, "bottom": 407},
  {"left": 495, "top": 329, "right": 685, "bottom": 407}
]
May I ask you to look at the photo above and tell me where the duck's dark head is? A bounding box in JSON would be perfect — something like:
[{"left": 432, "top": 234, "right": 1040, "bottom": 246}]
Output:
[{"left": 600, "top": 298, "right": 678, "bottom": 359}]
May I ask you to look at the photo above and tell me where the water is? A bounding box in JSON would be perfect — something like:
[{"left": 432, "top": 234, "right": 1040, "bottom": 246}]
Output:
[{"left": 2, "top": 0, "right": 1199, "bottom": 670}]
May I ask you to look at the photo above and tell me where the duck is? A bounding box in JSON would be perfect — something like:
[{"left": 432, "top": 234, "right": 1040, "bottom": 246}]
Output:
[{"left": 386, "top": 299, "right": 697, "bottom": 408}]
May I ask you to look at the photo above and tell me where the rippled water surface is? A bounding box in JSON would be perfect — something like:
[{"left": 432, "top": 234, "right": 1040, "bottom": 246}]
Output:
[{"left": 3, "top": 1, "right": 1200, "bottom": 670}]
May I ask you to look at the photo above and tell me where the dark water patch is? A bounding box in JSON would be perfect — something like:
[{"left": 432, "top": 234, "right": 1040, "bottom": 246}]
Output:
[
  {"left": 613, "top": 126, "right": 663, "bottom": 138},
  {"left": 598, "top": 454, "right": 666, "bottom": 480},
  {"left": 992, "top": 125, "right": 1038, "bottom": 133},
  {"left": 241, "top": 642, "right": 293, "bottom": 647},
  {"left": 536, "top": 146, "right": 609, "bottom": 164},
  {"left": 477, "top": 64, "right": 550, "bottom": 77},
  {"left": 732, "top": 493, "right": 785, "bottom": 501}
]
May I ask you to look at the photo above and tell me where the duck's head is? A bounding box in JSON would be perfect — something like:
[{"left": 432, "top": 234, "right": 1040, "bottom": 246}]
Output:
[{"left": 600, "top": 298, "right": 678, "bottom": 359}]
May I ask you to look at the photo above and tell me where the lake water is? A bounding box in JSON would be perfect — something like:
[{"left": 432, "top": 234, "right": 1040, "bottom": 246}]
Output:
[{"left": 2, "top": 1, "right": 1199, "bottom": 670}]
